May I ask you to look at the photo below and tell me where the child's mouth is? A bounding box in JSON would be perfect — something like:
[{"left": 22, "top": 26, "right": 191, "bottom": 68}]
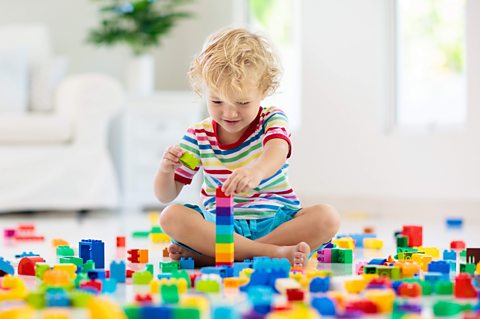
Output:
[{"left": 224, "top": 119, "right": 240, "bottom": 125}]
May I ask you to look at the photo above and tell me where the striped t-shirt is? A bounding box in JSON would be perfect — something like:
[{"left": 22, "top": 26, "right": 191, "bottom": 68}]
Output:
[{"left": 174, "top": 106, "right": 301, "bottom": 219}]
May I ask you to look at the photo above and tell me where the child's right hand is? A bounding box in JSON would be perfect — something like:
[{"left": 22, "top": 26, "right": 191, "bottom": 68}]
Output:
[{"left": 159, "top": 145, "right": 184, "bottom": 174}]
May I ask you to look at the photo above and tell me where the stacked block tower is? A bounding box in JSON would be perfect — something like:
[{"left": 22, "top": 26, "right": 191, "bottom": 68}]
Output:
[{"left": 215, "top": 186, "right": 234, "bottom": 266}]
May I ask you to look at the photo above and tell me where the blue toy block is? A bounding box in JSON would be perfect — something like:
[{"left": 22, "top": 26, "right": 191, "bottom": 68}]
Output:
[
  {"left": 310, "top": 276, "right": 330, "bottom": 293},
  {"left": 253, "top": 257, "right": 290, "bottom": 273},
  {"left": 87, "top": 269, "right": 106, "bottom": 280},
  {"left": 213, "top": 306, "right": 239, "bottom": 319},
  {"left": 233, "top": 259, "right": 252, "bottom": 276},
  {"left": 216, "top": 225, "right": 234, "bottom": 235},
  {"left": 46, "top": 291, "right": 70, "bottom": 307},
  {"left": 14, "top": 251, "right": 40, "bottom": 258},
  {"left": 102, "top": 279, "right": 117, "bottom": 294},
  {"left": 392, "top": 280, "right": 404, "bottom": 293},
  {"left": 311, "top": 296, "right": 336, "bottom": 316},
  {"left": 179, "top": 257, "right": 194, "bottom": 270},
  {"left": 157, "top": 273, "right": 172, "bottom": 280},
  {"left": 201, "top": 266, "right": 233, "bottom": 278},
  {"left": 446, "top": 218, "right": 463, "bottom": 228},
  {"left": 247, "top": 286, "right": 273, "bottom": 306},
  {"left": 110, "top": 260, "right": 126, "bottom": 283},
  {"left": 337, "top": 233, "right": 376, "bottom": 248},
  {"left": 0, "top": 257, "right": 14, "bottom": 275},
  {"left": 428, "top": 261, "right": 450, "bottom": 274},
  {"left": 443, "top": 249, "right": 457, "bottom": 261},
  {"left": 140, "top": 305, "right": 172, "bottom": 319},
  {"left": 216, "top": 215, "right": 234, "bottom": 225},
  {"left": 79, "top": 239, "right": 104, "bottom": 269},
  {"left": 368, "top": 258, "right": 387, "bottom": 265},
  {"left": 424, "top": 272, "right": 449, "bottom": 287}
]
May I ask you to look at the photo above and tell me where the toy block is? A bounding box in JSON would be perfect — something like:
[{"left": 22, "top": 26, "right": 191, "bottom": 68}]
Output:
[
  {"left": 59, "top": 256, "right": 83, "bottom": 269},
  {"left": 138, "top": 250, "right": 148, "bottom": 263},
  {"left": 317, "top": 249, "right": 332, "bottom": 263},
  {"left": 216, "top": 215, "right": 234, "bottom": 226},
  {"left": 171, "top": 270, "right": 192, "bottom": 288},
  {"left": 213, "top": 306, "right": 238, "bottom": 319},
  {"left": 363, "top": 265, "right": 378, "bottom": 274},
  {"left": 216, "top": 225, "right": 234, "bottom": 235},
  {"left": 87, "top": 269, "right": 106, "bottom": 281},
  {"left": 215, "top": 206, "right": 234, "bottom": 216},
  {"left": 160, "top": 283, "right": 180, "bottom": 304},
  {"left": 195, "top": 277, "right": 221, "bottom": 293},
  {"left": 466, "top": 248, "right": 480, "bottom": 265},
  {"left": 450, "top": 240, "right": 466, "bottom": 250},
  {"left": 363, "top": 238, "right": 384, "bottom": 249},
  {"left": 443, "top": 249, "right": 457, "bottom": 261},
  {"left": 396, "top": 235, "right": 409, "bottom": 248},
  {"left": 275, "top": 277, "right": 301, "bottom": 294},
  {"left": 398, "top": 282, "right": 422, "bottom": 298},
  {"left": 80, "top": 279, "right": 102, "bottom": 293},
  {"left": 216, "top": 233, "right": 234, "bottom": 244},
  {"left": 79, "top": 239, "right": 104, "bottom": 269},
  {"left": 42, "top": 269, "right": 72, "bottom": 288},
  {"left": 0, "top": 257, "right": 14, "bottom": 276},
  {"left": 145, "top": 264, "right": 153, "bottom": 274},
  {"left": 150, "top": 233, "right": 170, "bottom": 243},
  {"left": 17, "top": 256, "right": 45, "bottom": 276},
  {"left": 215, "top": 243, "right": 234, "bottom": 254},
  {"left": 332, "top": 237, "right": 355, "bottom": 249},
  {"left": 83, "top": 260, "right": 95, "bottom": 273},
  {"left": 179, "top": 151, "right": 199, "bottom": 170},
  {"left": 424, "top": 272, "right": 449, "bottom": 287},
  {"left": 446, "top": 217, "right": 463, "bottom": 228},
  {"left": 311, "top": 296, "right": 337, "bottom": 316},
  {"left": 140, "top": 306, "right": 172, "bottom": 319},
  {"left": 3, "top": 228, "right": 16, "bottom": 239},
  {"left": 132, "top": 270, "right": 153, "bottom": 285},
  {"left": 56, "top": 246, "right": 75, "bottom": 257},
  {"left": 110, "top": 261, "right": 126, "bottom": 283},
  {"left": 26, "top": 291, "right": 45, "bottom": 309},
  {"left": 286, "top": 288, "right": 304, "bottom": 302},
  {"left": 417, "top": 247, "right": 440, "bottom": 259},
  {"left": 434, "top": 280, "right": 453, "bottom": 295},
  {"left": 368, "top": 258, "right": 387, "bottom": 265},
  {"left": 365, "top": 289, "right": 395, "bottom": 313},
  {"left": 127, "top": 249, "right": 139, "bottom": 263},
  {"left": 216, "top": 196, "right": 233, "bottom": 207},
  {"left": 162, "top": 247, "right": 170, "bottom": 258},
  {"left": 459, "top": 263, "right": 476, "bottom": 274},
  {"left": 134, "top": 293, "right": 153, "bottom": 304},
  {"left": 174, "top": 307, "right": 201, "bottom": 319},
  {"left": 116, "top": 236, "right": 126, "bottom": 248},
  {"left": 53, "top": 263, "right": 77, "bottom": 280},
  {"left": 14, "top": 251, "right": 40, "bottom": 258},
  {"left": 223, "top": 277, "right": 243, "bottom": 289},
  {"left": 132, "top": 231, "right": 150, "bottom": 238},
  {"left": 454, "top": 273, "right": 478, "bottom": 298},
  {"left": 402, "top": 225, "right": 422, "bottom": 247},
  {"left": 35, "top": 262, "right": 51, "bottom": 279},
  {"left": 345, "top": 300, "right": 378, "bottom": 315},
  {"left": 160, "top": 261, "right": 179, "bottom": 273},
  {"left": 46, "top": 290, "right": 70, "bottom": 307},
  {"left": 337, "top": 248, "right": 353, "bottom": 263},
  {"left": 376, "top": 266, "right": 401, "bottom": 280},
  {"left": 428, "top": 260, "right": 450, "bottom": 274},
  {"left": 344, "top": 278, "right": 367, "bottom": 294},
  {"left": 179, "top": 257, "right": 194, "bottom": 269}
]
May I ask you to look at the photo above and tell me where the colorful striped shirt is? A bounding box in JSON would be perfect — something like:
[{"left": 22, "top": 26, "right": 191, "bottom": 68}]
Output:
[{"left": 174, "top": 106, "right": 301, "bottom": 219}]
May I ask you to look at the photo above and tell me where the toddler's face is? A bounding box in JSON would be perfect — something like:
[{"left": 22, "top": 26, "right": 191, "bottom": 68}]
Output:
[{"left": 205, "top": 81, "right": 265, "bottom": 138}]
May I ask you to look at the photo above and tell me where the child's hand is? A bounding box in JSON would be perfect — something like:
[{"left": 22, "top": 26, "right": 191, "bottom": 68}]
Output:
[
  {"left": 159, "top": 145, "right": 184, "bottom": 174},
  {"left": 222, "top": 167, "right": 264, "bottom": 196}
]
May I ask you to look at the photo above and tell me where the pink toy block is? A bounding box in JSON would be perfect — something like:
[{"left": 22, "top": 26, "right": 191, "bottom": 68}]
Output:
[{"left": 317, "top": 249, "right": 332, "bottom": 263}]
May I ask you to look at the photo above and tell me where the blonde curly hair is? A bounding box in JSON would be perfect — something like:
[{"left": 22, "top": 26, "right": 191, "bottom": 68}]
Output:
[{"left": 188, "top": 27, "right": 281, "bottom": 103}]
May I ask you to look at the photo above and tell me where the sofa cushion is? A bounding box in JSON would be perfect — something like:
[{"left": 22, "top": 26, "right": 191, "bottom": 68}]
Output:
[
  {"left": 0, "top": 114, "right": 72, "bottom": 143},
  {"left": 0, "top": 46, "right": 29, "bottom": 113}
]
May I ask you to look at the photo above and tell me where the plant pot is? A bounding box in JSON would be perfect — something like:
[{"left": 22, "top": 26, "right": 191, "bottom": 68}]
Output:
[{"left": 125, "top": 54, "right": 154, "bottom": 95}]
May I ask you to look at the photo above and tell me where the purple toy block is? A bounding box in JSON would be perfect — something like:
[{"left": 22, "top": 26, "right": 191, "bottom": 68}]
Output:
[{"left": 216, "top": 206, "right": 233, "bottom": 216}]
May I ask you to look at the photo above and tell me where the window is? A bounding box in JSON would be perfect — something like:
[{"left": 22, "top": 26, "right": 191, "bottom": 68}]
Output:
[
  {"left": 245, "top": 0, "right": 301, "bottom": 129},
  {"left": 395, "top": 0, "right": 466, "bottom": 128}
]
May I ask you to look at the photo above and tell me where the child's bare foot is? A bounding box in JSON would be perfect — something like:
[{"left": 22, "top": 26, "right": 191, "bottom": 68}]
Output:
[
  {"left": 276, "top": 242, "right": 311, "bottom": 267},
  {"left": 167, "top": 243, "right": 215, "bottom": 268}
]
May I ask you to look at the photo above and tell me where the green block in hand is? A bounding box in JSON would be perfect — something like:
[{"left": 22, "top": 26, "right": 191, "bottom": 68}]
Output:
[{"left": 179, "top": 151, "right": 199, "bottom": 170}]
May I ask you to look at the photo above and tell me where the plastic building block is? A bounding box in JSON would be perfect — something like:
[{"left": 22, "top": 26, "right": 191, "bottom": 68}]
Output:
[
  {"left": 376, "top": 266, "right": 401, "bottom": 280},
  {"left": 0, "top": 257, "right": 14, "bottom": 275},
  {"left": 396, "top": 235, "right": 409, "bottom": 248},
  {"left": 450, "top": 240, "right": 466, "bottom": 250},
  {"left": 402, "top": 225, "right": 422, "bottom": 247},
  {"left": 443, "top": 249, "right": 457, "bottom": 261},
  {"left": 110, "top": 261, "right": 126, "bottom": 283},
  {"left": 466, "top": 248, "right": 480, "bottom": 264},
  {"left": 216, "top": 186, "right": 234, "bottom": 267},
  {"left": 14, "top": 251, "right": 40, "bottom": 258},
  {"left": 368, "top": 258, "right": 387, "bottom": 265},
  {"left": 317, "top": 249, "right": 332, "bottom": 263},
  {"left": 79, "top": 239, "right": 104, "bottom": 269},
  {"left": 417, "top": 247, "right": 440, "bottom": 259},
  {"left": 286, "top": 288, "right": 304, "bottom": 302},
  {"left": 87, "top": 269, "right": 106, "bottom": 281},
  {"left": 344, "top": 278, "right": 367, "bottom": 294},
  {"left": 3, "top": 228, "right": 16, "bottom": 239},
  {"left": 174, "top": 307, "right": 201, "bottom": 319},
  {"left": 454, "top": 273, "right": 478, "bottom": 298},
  {"left": 46, "top": 290, "right": 70, "bottom": 307},
  {"left": 213, "top": 306, "right": 239, "bottom": 319},
  {"left": 398, "top": 282, "right": 422, "bottom": 298},
  {"left": 127, "top": 249, "right": 148, "bottom": 264},
  {"left": 140, "top": 305, "right": 172, "bottom": 319},
  {"left": 363, "top": 238, "right": 384, "bottom": 249},
  {"left": 460, "top": 263, "right": 476, "bottom": 274},
  {"left": 309, "top": 276, "right": 330, "bottom": 293},
  {"left": 170, "top": 270, "right": 191, "bottom": 288},
  {"left": 332, "top": 237, "right": 355, "bottom": 249},
  {"left": 365, "top": 289, "right": 395, "bottom": 313},
  {"left": 134, "top": 293, "right": 153, "bottom": 304},
  {"left": 150, "top": 233, "right": 170, "bottom": 243},
  {"left": 160, "top": 261, "right": 179, "bottom": 273},
  {"left": 179, "top": 151, "right": 199, "bottom": 170},
  {"left": 311, "top": 296, "right": 337, "bottom": 316},
  {"left": 56, "top": 246, "right": 74, "bottom": 257},
  {"left": 363, "top": 265, "right": 378, "bottom": 274},
  {"left": 52, "top": 238, "right": 69, "bottom": 247},
  {"left": 446, "top": 217, "right": 463, "bottom": 228},
  {"left": 87, "top": 296, "right": 127, "bottom": 319},
  {"left": 53, "top": 263, "right": 77, "bottom": 280},
  {"left": 17, "top": 256, "right": 44, "bottom": 276},
  {"left": 337, "top": 248, "right": 353, "bottom": 263},
  {"left": 42, "top": 269, "right": 72, "bottom": 288},
  {"left": 132, "top": 270, "right": 153, "bottom": 285},
  {"left": 0, "top": 275, "right": 28, "bottom": 302},
  {"left": 427, "top": 260, "right": 450, "bottom": 274},
  {"left": 434, "top": 280, "right": 453, "bottom": 295},
  {"left": 345, "top": 300, "right": 379, "bottom": 314},
  {"left": 363, "top": 226, "right": 375, "bottom": 234},
  {"left": 433, "top": 300, "right": 464, "bottom": 317},
  {"left": 195, "top": 276, "right": 221, "bottom": 293},
  {"left": 116, "top": 236, "right": 126, "bottom": 248},
  {"left": 59, "top": 256, "right": 83, "bottom": 268},
  {"left": 80, "top": 279, "right": 102, "bottom": 293},
  {"left": 179, "top": 257, "right": 194, "bottom": 269}
]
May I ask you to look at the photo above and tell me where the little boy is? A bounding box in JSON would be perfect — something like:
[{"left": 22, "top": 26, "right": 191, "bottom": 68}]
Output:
[{"left": 154, "top": 28, "right": 340, "bottom": 267}]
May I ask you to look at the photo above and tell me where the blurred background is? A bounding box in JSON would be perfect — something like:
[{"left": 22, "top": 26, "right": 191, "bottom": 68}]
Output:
[{"left": 0, "top": 0, "right": 478, "bottom": 221}]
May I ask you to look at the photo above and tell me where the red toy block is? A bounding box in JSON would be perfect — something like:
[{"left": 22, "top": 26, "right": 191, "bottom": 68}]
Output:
[
  {"left": 216, "top": 186, "right": 228, "bottom": 198},
  {"left": 105, "top": 270, "right": 110, "bottom": 278},
  {"left": 116, "top": 236, "right": 126, "bottom": 248},
  {"left": 135, "top": 293, "right": 153, "bottom": 304},
  {"left": 398, "top": 282, "right": 422, "bottom": 298},
  {"left": 14, "top": 235, "right": 45, "bottom": 241},
  {"left": 80, "top": 279, "right": 102, "bottom": 293},
  {"left": 126, "top": 269, "right": 135, "bottom": 278},
  {"left": 18, "top": 257, "right": 45, "bottom": 276},
  {"left": 345, "top": 300, "right": 379, "bottom": 314},
  {"left": 286, "top": 288, "right": 304, "bottom": 302},
  {"left": 402, "top": 225, "right": 422, "bottom": 247},
  {"left": 189, "top": 273, "right": 201, "bottom": 288},
  {"left": 18, "top": 224, "right": 35, "bottom": 232},
  {"left": 163, "top": 247, "right": 169, "bottom": 258},
  {"left": 454, "top": 273, "right": 478, "bottom": 299},
  {"left": 127, "top": 249, "right": 139, "bottom": 263},
  {"left": 451, "top": 241, "right": 466, "bottom": 250}
]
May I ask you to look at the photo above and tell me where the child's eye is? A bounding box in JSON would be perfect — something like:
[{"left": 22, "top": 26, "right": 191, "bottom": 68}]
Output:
[
  {"left": 211, "top": 100, "right": 223, "bottom": 104},
  {"left": 237, "top": 101, "right": 251, "bottom": 105}
]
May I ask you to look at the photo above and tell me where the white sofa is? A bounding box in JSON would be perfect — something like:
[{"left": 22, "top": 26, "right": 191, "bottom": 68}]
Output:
[{"left": 0, "top": 25, "right": 124, "bottom": 213}]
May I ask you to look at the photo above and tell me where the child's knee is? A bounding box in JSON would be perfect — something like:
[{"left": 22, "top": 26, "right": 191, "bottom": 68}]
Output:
[
  {"left": 159, "top": 204, "right": 184, "bottom": 233},
  {"left": 314, "top": 204, "right": 341, "bottom": 238}
]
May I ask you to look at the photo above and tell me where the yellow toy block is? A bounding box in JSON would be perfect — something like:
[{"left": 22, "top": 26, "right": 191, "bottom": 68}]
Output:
[
  {"left": 363, "top": 238, "right": 384, "bottom": 249},
  {"left": 224, "top": 277, "right": 248, "bottom": 289},
  {"left": 267, "top": 304, "right": 318, "bottom": 319},
  {"left": 0, "top": 275, "right": 28, "bottom": 302},
  {"left": 240, "top": 268, "right": 253, "bottom": 278},
  {"left": 344, "top": 278, "right": 367, "bottom": 294},
  {"left": 306, "top": 269, "right": 332, "bottom": 280},
  {"left": 215, "top": 243, "right": 234, "bottom": 254},
  {"left": 420, "top": 255, "right": 432, "bottom": 271},
  {"left": 417, "top": 247, "right": 440, "bottom": 259},
  {"left": 42, "top": 269, "right": 72, "bottom": 288},
  {"left": 289, "top": 272, "right": 309, "bottom": 288},
  {"left": 148, "top": 211, "right": 160, "bottom": 225},
  {"left": 361, "top": 273, "right": 379, "bottom": 283},
  {"left": 333, "top": 237, "right": 355, "bottom": 249},
  {"left": 181, "top": 295, "right": 209, "bottom": 314},
  {"left": 151, "top": 278, "right": 188, "bottom": 294},
  {"left": 41, "top": 309, "right": 71, "bottom": 319},
  {"left": 150, "top": 233, "right": 170, "bottom": 243},
  {"left": 476, "top": 262, "right": 480, "bottom": 275},
  {"left": 365, "top": 289, "right": 395, "bottom": 313},
  {"left": 275, "top": 278, "right": 302, "bottom": 294},
  {"left": 87, "top": 297, "right": 127, "bottom": 319},
  {"left": 53, "top": 264, "right": 77, "bottom": 280},
  {"left": 0, "top": 305, "right": 34, "bottom": 319},
  {"left": 327, "top": 291, "right": 347, "bottom": 309}
]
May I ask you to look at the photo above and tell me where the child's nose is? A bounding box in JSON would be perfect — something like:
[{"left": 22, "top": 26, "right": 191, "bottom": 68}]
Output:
[{"left": 224, "top": 106, "right": 238, "bottom": 118}]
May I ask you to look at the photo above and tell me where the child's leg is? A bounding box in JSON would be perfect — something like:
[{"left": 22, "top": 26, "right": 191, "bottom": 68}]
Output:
[
  {"left": 255, "top": 204, "right": 340, "bottom": 251},
  {"left": 160, "top": 204, "right": 310, "bottom": 267}
]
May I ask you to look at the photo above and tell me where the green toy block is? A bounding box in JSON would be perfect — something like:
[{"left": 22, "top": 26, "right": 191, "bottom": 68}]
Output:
[
  {"left": 69, "top": 290, "right": 93, "bottom": 308},
  {"left": 434, "top": 280, "right": 453, "bottom": 295},
  {"left": 124, "top": 305, "right": 140, "bottom": 319},
  {"left": 216, "top": 233, "right": 234, "bottom": 244},
  {"left": 150, "top": 226, "right": 163, "bottom": 234},
  {"left": 174, "top": 307, "right": 201, "bottom": 319},
  {"left": 433, "top": 301, "right": 464, "bottom": 317},
  {"left": 56, "top": 245, "right": 74, "bottom": 257},
  {"left": 331, "top": 248, "right": 340, "bottom": 263},
  {"left": 460, "top": 249, "right": 467, "bottom": 258},
  {"left": 195, "top": 279, "right": 220, "bottom": 293},
  {"left": 377, "top": 266, "right": 401, "bottom": 280},
  {"left": 397, "top": 247, "right": 418, "bottom": 253},
  {"left": 132, "top": 270, "right": 153, "bottom": 285},
  {"left": 26, "top": 291, "right": 45, "bottom": 309},
  {"left": 460, "top": 263, "right": 476, "bottom": 274},
  {"left": 132, "top": 231, "right": 150, "bottom": 238},
  {"left": 171, "top": 269, "right": 191, "bottom": 288},
  {"left": 145, "top": 264, "right": 154, "bottom": 274},
  {"left": 397, "top": 251, "right": 421, "bottom": 261},
  {"left": 396, "top": 235, "right": 409, "bottom": 248},
  {"left": 179, "top": 151, "right": 199, "bottom": 170},
  {"left": 337, "top": 249, "right": 353, "bottom": 263},
  {"left": 59, "top": 256, "right": 83, "bottom": 268},
  {"left": 35, "top": 263, "right": 51, "bottom": 279},
  {"left": 160, "top": 284, "right": 179, "bottom": 304},
  {"left": 160, "top": 261, "right": 180, "bottom": 273},
  {"left": 83, "top": 260, "right": 95, "bottom": 273},
  {"left": 403, "top": 278, "right": 432, "bottom": 296},
  {"left": 74, "top": 273, "right": 88, "bottom": 288},
  {"left": 363, "top": 265, "right": 378, "bottom": 274}
]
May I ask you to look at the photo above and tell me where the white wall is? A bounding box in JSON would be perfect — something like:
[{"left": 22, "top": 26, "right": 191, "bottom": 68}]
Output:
[
  {"left": 0, "top": 0, "right": 233, "bottom": 90},
  {"left": 290, "top": 0, "right": 480, "bottom": 204}
]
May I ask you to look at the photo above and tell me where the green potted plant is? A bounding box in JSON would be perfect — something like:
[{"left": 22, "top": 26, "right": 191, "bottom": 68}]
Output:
[{"left": 87, "top": 0, "right": 193, "bottom": 94}]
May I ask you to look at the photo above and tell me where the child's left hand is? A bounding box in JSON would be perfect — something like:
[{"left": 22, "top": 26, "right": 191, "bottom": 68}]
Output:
[{"left": 222, "top": 167, "right": 264, "bottom": 196}]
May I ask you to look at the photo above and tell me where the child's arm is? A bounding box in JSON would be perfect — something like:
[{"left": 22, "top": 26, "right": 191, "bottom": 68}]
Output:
[
  {"left": 222, "top": 138, "right": 289, "bottom": 195},
  {"left": 154, "top": 145, "right": 185, "bottom": 203}
]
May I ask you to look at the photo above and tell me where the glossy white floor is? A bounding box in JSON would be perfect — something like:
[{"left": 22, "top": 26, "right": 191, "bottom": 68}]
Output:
[{"left": 0, "top": 209, "right": 479, "bottom": 318}]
